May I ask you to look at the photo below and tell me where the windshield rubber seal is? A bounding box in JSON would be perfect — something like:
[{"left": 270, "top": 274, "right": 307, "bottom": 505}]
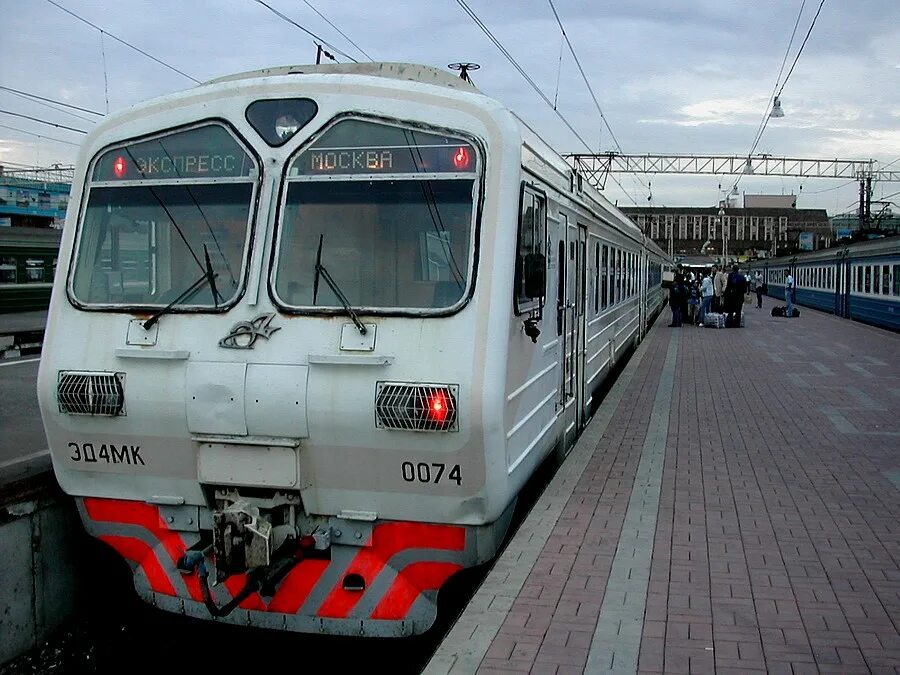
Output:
[
  {"left": 65, "top": 118, "right": 263, "bottom": 316},
  {"left": 266, "top": 111, "right": 485, "bottom": 319}
]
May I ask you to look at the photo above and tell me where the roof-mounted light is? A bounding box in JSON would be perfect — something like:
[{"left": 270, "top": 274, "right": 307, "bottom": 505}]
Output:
[{"left": 246, "top": 98, "right": 318, "bottom": 147}]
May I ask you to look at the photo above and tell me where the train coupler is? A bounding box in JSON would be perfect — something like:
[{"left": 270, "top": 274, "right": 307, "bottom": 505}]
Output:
[{"left": 212, "top": 499, "right": 274, "bottom": 582}]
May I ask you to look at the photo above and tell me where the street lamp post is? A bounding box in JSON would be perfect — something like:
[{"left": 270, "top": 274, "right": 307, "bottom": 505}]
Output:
[{"left": 718, "top": 207, "right": 727, "bottom": 265}]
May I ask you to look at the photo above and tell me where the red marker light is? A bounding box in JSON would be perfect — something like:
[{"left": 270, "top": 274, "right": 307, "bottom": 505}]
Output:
[
  {"left": 428, "top": 392, "right": 449, "bottom": 422},
  {"left": 452, "top": 146, "right": 471, "bottom": 170},
  {"left": 113, "top": 156, "right": 127, "bottom": 178}
]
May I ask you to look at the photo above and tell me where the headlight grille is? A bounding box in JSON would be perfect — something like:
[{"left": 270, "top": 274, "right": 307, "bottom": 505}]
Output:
[
  {"left": 375, "top": 383, "right": 458, "bottom": 432},
  {"left": 57, "top": 371, "right": 125, "bottom": 416}
]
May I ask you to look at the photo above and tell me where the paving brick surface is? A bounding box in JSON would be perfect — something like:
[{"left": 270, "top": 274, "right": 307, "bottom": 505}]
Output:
[{"left": 428, "top": 299, "right": 900, "bottom": 674}]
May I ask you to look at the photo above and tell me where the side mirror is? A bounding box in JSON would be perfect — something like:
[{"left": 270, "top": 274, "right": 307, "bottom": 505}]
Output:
[{"left": 523, "top": 252, "right": 546, "bottom": 299}]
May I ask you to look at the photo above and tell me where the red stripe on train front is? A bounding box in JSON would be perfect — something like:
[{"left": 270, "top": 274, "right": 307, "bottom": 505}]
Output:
[
  {"left": 370, "top": 561, "right": 462, "bottom": 620},
  {"left": 99, "top": 534, "right": 176, "bottom": 596},
  {"left": 84, "top": 498, "right": 203, "bottom": 602},
  {"left": 317, "top": 522, "right": 465, "bottom": 619},
  {"left": 267, "top": 559, "right": 330, "bottom": 613},
  {"left": 223, "top": 575, "right": 268, "bottom": 611}
]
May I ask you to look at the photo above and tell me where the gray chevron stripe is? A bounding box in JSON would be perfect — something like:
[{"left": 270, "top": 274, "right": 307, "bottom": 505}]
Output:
[{"left": 349, "top": 547, "right": 468, "bottom": 619}]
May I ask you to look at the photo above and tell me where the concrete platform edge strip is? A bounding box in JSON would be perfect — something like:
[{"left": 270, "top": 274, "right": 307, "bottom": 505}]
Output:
[
  {"left": 585, "top": 330, "right": 679, "bottom": 674},
  {"left": 423, "top": 318, "right": 663, "bottom": 675},
  {"left": 0, "top": 450, "right": 52, "bottom": 488}
]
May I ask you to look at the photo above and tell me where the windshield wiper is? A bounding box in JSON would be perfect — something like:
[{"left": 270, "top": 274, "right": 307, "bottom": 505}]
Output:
[
  {"left": 203, "top": 244, "right": 223, "bottom": 308},
  {"left": 312, "top": 234, "right": 367, "bottom": 335},
  {"left": 142, "top": 266, "right": 219, "bottom": 330}
]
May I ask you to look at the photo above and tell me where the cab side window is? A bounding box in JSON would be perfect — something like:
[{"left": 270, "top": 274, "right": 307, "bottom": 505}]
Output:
[{"left": 516, "top": 187, "right": 546, "bottom": 313}]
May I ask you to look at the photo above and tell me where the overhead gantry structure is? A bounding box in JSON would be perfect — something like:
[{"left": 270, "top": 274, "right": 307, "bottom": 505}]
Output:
[{"left": 566, "top": 153, "right": 900, "bottom": 190}]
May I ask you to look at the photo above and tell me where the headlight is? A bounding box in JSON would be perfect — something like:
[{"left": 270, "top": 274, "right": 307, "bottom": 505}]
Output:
[
  {"left": 57, "top": 371, "right": 125, "bottom": 416},
  {"left": 375, "top": 383, "right": 458, "bottom": 432}
]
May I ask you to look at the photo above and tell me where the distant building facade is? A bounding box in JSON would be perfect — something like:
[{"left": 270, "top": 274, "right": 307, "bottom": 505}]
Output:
[
  {"left": 0, "top": 165, "right": 71, "bottom": 229},
  {"left": 621, "top": 203, "right": 830, "bottom": 263},
  {"left": 0, "top": 166, "right": 71, "bottom": 312}
]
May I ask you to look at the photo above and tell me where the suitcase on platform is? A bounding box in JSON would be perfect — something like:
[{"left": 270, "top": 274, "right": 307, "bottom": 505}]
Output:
[{"left": 703, "top": 312, "right": 725, "bottom": 328}]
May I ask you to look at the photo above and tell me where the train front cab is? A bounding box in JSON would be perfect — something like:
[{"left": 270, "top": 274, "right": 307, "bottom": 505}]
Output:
[{"left": 37, "top": 77, "right": 523, "bottom": 636}]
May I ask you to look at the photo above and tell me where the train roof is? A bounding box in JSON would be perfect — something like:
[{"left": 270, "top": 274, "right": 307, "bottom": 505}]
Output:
[
  {"left": 764, "top": 234, "right": 900, "bottom": 265},
  {"left": 514, "top": 116, "right": 647, "bottom": 245},
  {"left": 88, "top": 62, "right": 665, "bottom": 259},
  {"left": 204, "top": 62, "right": 480, "bottom": 93},
  {"left": 204, "top": 63, "right": 648, "bottom": 244}
]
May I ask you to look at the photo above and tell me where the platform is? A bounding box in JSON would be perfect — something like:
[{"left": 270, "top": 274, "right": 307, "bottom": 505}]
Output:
[
  {"left": 428, "top": 298, "right": 900, "bottom": 674},
  {"left": 0, "top": 309, "right": 46, "bottom": 359},
  {"left": 0, "top": 309, "right": 47, "bottom": 335}
]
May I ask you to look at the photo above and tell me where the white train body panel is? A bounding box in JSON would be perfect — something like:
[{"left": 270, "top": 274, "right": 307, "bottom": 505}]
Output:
[{"left": 37, "top": 64, "right": 668, "bottom": 635}]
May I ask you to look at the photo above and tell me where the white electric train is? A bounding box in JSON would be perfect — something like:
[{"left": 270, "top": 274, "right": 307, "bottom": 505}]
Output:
[{"left": 38, "top": 63, "right": 669, "bottom": 636}]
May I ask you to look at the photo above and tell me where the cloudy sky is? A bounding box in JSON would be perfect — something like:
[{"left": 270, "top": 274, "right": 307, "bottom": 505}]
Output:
[{"left": 1, "top": 0, "right": 899, "bottom": 214}]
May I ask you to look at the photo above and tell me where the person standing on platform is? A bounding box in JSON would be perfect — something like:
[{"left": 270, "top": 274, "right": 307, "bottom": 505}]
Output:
[
  {"left": 725, "top": 263, "right": 748, "bottom": 327},
  {"left": 754, "top": 271, "right": 764, "bottom": 309},
  {"left": 699, "top": 272, "right": 713, "bottom": 324},
  {"left": 687, "top": 277, "right": 700, "bottom": 325},
  {"left": 668, "top": 271, "right": 685, "bottom": 327},
  {"left": 785, "top": 271, "right": 795, "bottom": 317},
  {"left": 713, "top": 264, "right": 728, "bottom": 312}
]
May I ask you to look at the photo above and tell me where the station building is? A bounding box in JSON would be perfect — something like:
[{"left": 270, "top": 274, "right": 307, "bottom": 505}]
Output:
[{"left": 621, "top": 195, "right": 830, "bottom": 264}]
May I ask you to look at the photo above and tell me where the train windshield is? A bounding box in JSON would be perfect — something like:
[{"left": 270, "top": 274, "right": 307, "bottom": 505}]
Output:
[
  {"left": 274, "top": 118, "right": 478, "bottom": 311},
  {"left": 71, "top": 124, "right": 257, "bottom": 308}
]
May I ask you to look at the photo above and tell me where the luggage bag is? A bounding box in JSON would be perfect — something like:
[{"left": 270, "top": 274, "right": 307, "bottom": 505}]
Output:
[{"left": 703, "top": 312, "right": 726, "bottom": 328}]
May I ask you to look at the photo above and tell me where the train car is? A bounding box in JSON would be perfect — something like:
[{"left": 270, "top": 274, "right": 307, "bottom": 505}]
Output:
[
  {"left": 759, "top": 236, "right": 900, "bottom": 331},
  {"left": 38, "top": 63, "right": 668, "bottom": 636},
  {"left": 0, "top": 226, "right": 62, "bottom": 313}
]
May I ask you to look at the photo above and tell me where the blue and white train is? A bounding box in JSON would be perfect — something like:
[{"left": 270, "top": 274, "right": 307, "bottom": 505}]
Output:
[{"left": 760, "top": 236, "right": 900, "bottom": 330}]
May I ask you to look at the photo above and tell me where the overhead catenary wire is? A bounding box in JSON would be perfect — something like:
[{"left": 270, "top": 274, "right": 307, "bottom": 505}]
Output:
[
  {"left": 744, "top": 0, "right": 808, "bottom": 163},
  {"left": 545, "top": 0, "right": 647, "bottom": 202},
  {"left": 454, "top": 0, "right": 588, "bottom": 147},
  {"left": 805, "top": 179, "right": 855, "bottom": 195},
  {"left": 454, "top": 0, "right": 639, "bottom": 206},
  {"left": 776, "top": 0, "right": 827, "bottom": 99},
  {"left": 545, "top": 0, "right": 622, "bottom": 154},
  {"left": 299, "top": 0, "right": 373, "bottom": 61},
  {"left": 0, "top": 109, "right": 87, "bottom": 134},
  {"left": 0, "top": 123, "right": 81, "bottom": 147},
  {"left": 45, "top": 0, "right": 201, "bottom": 83},
  {"left": 100, "top": 31, "right": 110, "bottom": 115},
  {"left": 253, "top": 0, "right": 358, "bottom": 63},
  {"left": 0, "top": 88, "right": 98, "bottom": 125},
  {"left": 552, "top": 33, "right": 564, "bottom": 111},
  {"left": 0, "top": 85, "right": 104, "bottom": 117},
  {"left": 735, "top": 0, "right": 826, "bottom": 195}
]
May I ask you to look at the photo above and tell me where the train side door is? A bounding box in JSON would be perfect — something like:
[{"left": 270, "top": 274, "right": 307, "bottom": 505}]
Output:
[
  {"left": 639, "top": 251, "right": 647, "bottom": 335},
  {"left": 839, "top": 252, "right": 852, "bottom": 318},
  {"left": 557, "top": 217, "right": 588, "bottom": 450},
  {"left": 557, "top": 215, "right": 576, "bottom": 449},
  {"left": 574, "top": 224, "right": 587, "bottom": 427},
  {"left": 834, "top": 256, "right": 844, "bottom": 316}
]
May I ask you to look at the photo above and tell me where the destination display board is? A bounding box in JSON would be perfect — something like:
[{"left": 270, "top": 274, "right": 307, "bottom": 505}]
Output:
[
  {"left": 92, "top": 125, "right": 255, "bottom": 182},
  {"left": 291, "top": 119, "right": 476, "bottom": 176}
]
